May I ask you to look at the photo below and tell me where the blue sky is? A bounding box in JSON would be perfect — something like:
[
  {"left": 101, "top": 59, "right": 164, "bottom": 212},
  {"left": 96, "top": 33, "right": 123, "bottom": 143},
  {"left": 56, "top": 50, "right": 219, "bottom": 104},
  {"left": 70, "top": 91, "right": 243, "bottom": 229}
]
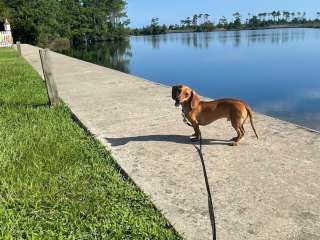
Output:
[{"left": 127, "top": 0, "right": 320, "bottom": 27}]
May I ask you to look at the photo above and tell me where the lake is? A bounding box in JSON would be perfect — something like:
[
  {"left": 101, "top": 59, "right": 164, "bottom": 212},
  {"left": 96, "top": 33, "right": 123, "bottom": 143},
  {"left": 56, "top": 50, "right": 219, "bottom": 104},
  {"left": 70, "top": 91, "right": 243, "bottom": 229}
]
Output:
[{"left": 60, "top": 28, "right": 320, "bottom": 131}]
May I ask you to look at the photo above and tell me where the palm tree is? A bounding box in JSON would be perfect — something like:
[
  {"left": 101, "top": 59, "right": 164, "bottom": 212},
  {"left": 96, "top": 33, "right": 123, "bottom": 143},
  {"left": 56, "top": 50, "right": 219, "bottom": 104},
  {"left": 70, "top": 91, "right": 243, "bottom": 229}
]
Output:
[
  {"left": 204, "top": 13, "right": 210, "bottom": 23},
  {"left": 233, "top": 12, "right": 241, "bottom": 20},
  {"left": 198, "top": 14, "right": 203, "bottom": 24},
  {"left": 186, "top": 17, "right": 191, "bottom": 27},
  {"left": 247, "top": 13, "right": 251, "bottom": 24},
  {"left": 151, "top": 18, "right": 159, "bottom": 26},
  {"left": 271, "top": 11, "right": 277, "bottom": 21},
  {"left": 192, "top": 14, "right": 198, "bottom": 27},
  {"left": 233, "top": 12, "right": 241, "bottom": 28},
  {"left": 276, "top": 11, "right": 281, "bottom": 21},
  {"left": 283, "top": 11, "right": 290, "bottom": 22},
  {"left": 317, "top": 12, "right": 320, "bottom": 20},
  {"left": 219, "top": 16, "right": 227, "bottom": 26},
  {"left": 262, "top": 13, "right": 268, "bottom": 21},
  {"left": 297, "top": 12, "right": 301, "bottom": 20}
]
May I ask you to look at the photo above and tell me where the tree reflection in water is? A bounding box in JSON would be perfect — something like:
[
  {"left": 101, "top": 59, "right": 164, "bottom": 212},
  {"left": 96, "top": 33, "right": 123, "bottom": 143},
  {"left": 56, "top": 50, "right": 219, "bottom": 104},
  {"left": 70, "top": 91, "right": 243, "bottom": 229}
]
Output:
[{"left": 60, "top": 40, "right": 132, "bottom": 74}]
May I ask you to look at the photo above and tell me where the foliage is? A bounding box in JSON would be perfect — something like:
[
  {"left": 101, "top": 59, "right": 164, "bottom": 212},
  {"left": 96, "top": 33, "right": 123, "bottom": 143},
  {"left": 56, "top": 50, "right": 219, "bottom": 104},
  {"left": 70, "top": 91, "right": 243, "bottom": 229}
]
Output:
[
  {"left": 2, "top": 0, "right": 130, "bottom": 46},
  {"left": 131, "top": 18, "right": 167, "bottom": 35},
  {"left": 0, "top": 48, "right": 182, "bottom": 239},
  {"left": 230, "top": 12, "right": 241, "bottom": 29},
  {"left": 169, "top": 13, "right": 215, "bottom": 32},
  {"left": 131, "top": 14, "right": 214, "bottom": 35},
  {"left": 131, "top": 10, "right": 320, "bottom": 36},
  {"left": 0, "top": 0, "right": 10, "bottom": 22}
]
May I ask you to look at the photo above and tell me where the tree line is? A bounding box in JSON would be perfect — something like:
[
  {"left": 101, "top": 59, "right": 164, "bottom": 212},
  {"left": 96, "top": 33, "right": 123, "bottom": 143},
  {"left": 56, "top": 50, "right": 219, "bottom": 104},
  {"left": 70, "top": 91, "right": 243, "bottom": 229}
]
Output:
[
  {"left": 131, "top": 11, "right": 320, "bottom": 36},
  {"left": 1, "top": 3, "right": 320, "bottom": 45},
  {"left": 218, "top": 11, "right": 320, "bottom": 30},
  {"left": 131, "top": 13, "right": 214, "bottom": 35},
  {"left": 0, "top": 0, "right": 129, "bottom": 47}
]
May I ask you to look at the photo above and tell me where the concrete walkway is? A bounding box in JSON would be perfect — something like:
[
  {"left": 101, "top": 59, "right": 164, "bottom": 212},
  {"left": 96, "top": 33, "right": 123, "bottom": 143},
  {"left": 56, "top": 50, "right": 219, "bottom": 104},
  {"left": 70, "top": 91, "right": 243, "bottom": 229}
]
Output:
[{"left": 21, "top": 44, "right": 320, "bottom": 240}]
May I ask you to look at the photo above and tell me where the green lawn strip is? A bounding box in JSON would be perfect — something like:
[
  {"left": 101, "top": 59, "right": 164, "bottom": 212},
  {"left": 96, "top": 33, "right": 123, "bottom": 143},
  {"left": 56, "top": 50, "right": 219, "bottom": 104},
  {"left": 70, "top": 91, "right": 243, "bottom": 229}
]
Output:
[{"left": 0, "top": 48, "right": 182, "bottom": 239}]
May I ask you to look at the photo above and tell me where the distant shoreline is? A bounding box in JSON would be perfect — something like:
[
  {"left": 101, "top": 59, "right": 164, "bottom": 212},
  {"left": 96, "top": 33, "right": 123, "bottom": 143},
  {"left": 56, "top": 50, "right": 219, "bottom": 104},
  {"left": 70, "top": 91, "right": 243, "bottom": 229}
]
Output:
[
  {"left": 245, "top": 23, "right": 320, "bottom": 30},
  {"left": 130, "top": 23, "right": 320, "bottom": 36}
]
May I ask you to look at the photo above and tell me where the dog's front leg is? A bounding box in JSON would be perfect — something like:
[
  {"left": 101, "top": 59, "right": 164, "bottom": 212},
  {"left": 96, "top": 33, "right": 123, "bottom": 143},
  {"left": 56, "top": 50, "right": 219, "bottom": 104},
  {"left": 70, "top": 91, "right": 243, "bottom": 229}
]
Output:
[{"left": 190, "top": 120, "right": 201, "bottom": 142}]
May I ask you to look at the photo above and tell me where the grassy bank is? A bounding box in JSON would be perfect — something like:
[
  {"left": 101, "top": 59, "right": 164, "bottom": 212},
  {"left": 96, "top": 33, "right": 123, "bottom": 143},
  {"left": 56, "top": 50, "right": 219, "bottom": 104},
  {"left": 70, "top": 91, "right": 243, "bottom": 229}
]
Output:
[{"left": 0, "top": 48, "right": 182, "bottom": 239}]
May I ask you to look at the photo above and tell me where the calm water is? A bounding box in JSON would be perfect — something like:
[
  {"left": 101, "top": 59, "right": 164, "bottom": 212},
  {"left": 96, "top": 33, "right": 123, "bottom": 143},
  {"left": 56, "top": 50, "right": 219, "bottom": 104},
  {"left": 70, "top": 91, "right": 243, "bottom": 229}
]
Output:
[{"left": 61, "top": 28, "right": 320, "bottom": 131}]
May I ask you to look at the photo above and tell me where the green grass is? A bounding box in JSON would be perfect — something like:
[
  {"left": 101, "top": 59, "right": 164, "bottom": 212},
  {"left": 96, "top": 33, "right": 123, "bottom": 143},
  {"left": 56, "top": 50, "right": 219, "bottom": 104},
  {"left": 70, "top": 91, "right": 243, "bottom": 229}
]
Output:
[{"left": 0, "top": 48, "right": 182, "bottom": 239}]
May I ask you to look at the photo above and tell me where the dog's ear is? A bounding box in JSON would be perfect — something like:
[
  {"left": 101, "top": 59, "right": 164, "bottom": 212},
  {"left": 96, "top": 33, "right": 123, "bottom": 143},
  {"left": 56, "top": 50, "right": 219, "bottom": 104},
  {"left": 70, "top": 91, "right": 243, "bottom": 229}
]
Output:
[
  {"left": 172, "top": 86, "right": 179, "bottom": 100},
  {"left": 191, "top": 91, "right": 200, "bottom": 109}
]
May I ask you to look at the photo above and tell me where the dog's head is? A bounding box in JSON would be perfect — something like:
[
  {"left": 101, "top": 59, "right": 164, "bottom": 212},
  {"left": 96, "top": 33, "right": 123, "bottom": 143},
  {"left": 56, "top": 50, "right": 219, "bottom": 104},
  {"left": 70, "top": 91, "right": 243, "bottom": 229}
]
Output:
[{"left": 172, "top": 85, "right": 200, "bottom": 109}]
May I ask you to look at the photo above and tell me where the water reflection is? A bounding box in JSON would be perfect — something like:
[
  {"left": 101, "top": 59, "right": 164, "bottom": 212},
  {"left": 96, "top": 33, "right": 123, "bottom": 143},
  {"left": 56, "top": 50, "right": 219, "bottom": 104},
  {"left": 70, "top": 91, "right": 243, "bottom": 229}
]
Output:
[
  {"left": 256, "top": 88, "right": 320, "bottom": 131},
  {"left": 60, "top": 28, "right": 320, "bottom": 131},
  {"left": 137, "top": 28, "right": 307, "bottom": 49},
  {"left": 60, "top": 40, "right": 132, "bottom": 73}
]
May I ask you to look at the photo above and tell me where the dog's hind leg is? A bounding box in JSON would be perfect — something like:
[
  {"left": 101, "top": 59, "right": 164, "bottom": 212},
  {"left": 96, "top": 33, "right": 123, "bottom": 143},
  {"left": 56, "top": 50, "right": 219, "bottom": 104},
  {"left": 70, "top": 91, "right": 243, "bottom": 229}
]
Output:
[
  {"left": 231, "top": 128, "right": 242, "bottom": 146},
  {"left": 240, "top": 125, "right": 245, "bottom": 134},
  {"left": 240, "top": 114, "right": 248, "bottom": 135},
  {"left": 231, "top": 119, "right": 244, "bottom": 146}
]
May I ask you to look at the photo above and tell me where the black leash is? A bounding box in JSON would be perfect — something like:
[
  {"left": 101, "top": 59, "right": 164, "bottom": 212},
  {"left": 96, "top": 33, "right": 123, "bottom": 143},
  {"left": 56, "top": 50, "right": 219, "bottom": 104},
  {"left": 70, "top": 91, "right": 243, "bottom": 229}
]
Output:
[
  {"left": 195, "top": 135, "right": 217, "bottom": 240},
  {"left": 181, "top": 109, "right": 217, "bottom": 239},
  {"left": 181, "top": 110, "right": 192, "bottom": 127}
]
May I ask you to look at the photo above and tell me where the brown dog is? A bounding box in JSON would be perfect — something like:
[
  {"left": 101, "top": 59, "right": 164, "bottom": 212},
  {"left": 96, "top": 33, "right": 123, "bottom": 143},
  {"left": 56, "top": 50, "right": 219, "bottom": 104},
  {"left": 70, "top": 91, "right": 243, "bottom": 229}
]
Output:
[{"left": 172, "top": 85, "right": 258, "bottom": 145}]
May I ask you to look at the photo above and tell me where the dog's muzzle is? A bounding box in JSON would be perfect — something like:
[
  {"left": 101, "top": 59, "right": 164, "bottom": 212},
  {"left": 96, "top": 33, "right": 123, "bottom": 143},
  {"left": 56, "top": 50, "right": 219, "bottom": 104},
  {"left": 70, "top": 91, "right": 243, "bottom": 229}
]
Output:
[
  {"left": 174, "top": 98, "right": 180, "bottom": 107},
  {"left": 172, "top": 86, "right": 181, "bottom": 107}
]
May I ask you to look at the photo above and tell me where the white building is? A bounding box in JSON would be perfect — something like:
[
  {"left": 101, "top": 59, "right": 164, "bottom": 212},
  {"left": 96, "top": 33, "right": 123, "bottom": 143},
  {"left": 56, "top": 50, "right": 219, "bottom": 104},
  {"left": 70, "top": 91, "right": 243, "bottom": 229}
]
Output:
[{"left": 0, "top": 19, "right": 13, "bottom": 48}]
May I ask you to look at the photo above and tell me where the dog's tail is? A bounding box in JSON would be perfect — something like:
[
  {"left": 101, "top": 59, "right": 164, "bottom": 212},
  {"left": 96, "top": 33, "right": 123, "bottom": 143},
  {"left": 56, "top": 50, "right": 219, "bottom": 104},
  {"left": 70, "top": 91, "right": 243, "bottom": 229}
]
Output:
[{"left": 246, "top": 106, "right": 259, "bottom": 140}]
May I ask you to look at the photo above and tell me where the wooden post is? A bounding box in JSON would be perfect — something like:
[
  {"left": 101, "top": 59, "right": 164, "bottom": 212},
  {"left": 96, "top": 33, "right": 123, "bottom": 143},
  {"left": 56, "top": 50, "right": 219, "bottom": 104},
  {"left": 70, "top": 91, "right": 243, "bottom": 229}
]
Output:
[
  {"left": 39, "top": 49, "right": 59, "bottom": 106},
  {"left": 16, "top": 41, "right": 21, "bottom": 56}
]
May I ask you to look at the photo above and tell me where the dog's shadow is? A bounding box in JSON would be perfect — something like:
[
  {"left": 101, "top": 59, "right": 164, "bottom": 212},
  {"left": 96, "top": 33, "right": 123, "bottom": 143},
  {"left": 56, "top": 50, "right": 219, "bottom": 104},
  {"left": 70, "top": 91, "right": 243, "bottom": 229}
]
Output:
[{"left": 105, "top": 134, "right": 233, "bottom": 147}]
